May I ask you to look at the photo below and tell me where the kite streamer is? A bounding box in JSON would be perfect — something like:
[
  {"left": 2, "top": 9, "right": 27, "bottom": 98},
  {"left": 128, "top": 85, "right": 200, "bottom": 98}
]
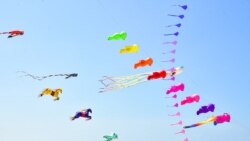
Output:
[
  {"left": 99, "top": 67, "right": 184, "bottom": 92},
  {"left": 17, "top": 71, "right": 78, "bottom": 80},
  {"left": 183, "top": 113, "right": 231, "bottom": 129}
]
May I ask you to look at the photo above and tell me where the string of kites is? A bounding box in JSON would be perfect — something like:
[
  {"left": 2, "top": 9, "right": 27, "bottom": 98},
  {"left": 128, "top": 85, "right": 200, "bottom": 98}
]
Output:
[
  {"left": 164, "top": 4, "right": 231, "bottom": 141},
  {"left": 1, "top": 3, "right": 230, "bottom": 141},
  {"left": 99, "top": 3, "right": 231, "bottom": 141}
]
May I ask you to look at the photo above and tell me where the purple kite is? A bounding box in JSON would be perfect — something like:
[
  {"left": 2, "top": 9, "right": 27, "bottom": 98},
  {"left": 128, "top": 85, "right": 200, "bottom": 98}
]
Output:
[
  {"left": 164, "top": 32, "right": 179, "bottom": 36},
  {"left": 166, "top": 23, "right": 182, "bottom": 28},
  {"left": 161, "top": 58, "right": 175, "bottom": 63},
  {"left": 168, "top": 14, "right": 185, "bottom": 19},
  {"left": 173, "top": 5, "right": 188, "bottom": 10},
  {"left": 196, "top": 104, "right": 215, "bottom": 115},
  {"left": 163, "top": 40, "right": 178, "bottom": 46}
]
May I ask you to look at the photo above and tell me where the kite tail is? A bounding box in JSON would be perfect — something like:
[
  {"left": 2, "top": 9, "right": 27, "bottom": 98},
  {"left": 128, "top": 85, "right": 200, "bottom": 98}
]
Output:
[
  {"left": 0, "top": 32, "right": 9, "bottom": 34},
  {"left": 183, "top": 124, "right": 199, "bottom": 129}
]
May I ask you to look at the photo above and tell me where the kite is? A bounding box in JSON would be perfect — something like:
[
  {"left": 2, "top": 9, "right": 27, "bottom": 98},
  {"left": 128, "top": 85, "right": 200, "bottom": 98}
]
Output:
[
  {"left": 39, "top": 88, "right": 62, "bottom": 101},
  {"left": 168, "top": 14, "right": 185, "bottom": 19},
  {"left": 183, "top": 113, "right": 231, "bottom": 129},
  {"left": 162, "top": 49, "right": 176, "bottom": 54},
  {"left": 184, "top": 138, "right": 189, "bottom": 141},
  {"left": 17, "top": 71, "right": 78, "bottom": 80},
  {"left": 166, "top": 23, "right": 182, "bottom": 28},
  {"left": 173, "top": 5, "right": 188, "bottom": 10},
  {"left": 108, "top": 31, "right": 127, "bottom": 40},
  {"left": 134, "top": 57, "right": 153, "bottom": 69},
  {"left": 167, "top": 103, "right": 179, "bottom": 108},
  {"left": 0, "top": 30, "right": 24, "bottom": 38},
  {"left": 184, "top": 116, "right": 216, "bottom": 129},
  {"left": 181, "top": 94, "right": 200, "bottom": 105},
  {"left": 170, "top": 49, "right": 176, "bottom": 54},
  {"left": 214, "top": 113, "right": 231, "bottom": 125},
  {"left": 120, "top": 44, "right": 139, "bottom": 54},
  {"left": 71, "top": 108, "right": 92, "bottom": 121},
  {"left": 168, "top": 112, "right": 181, "bottom": 117},
  {"left": 161, "top": 58, "right": 175, "bottom": 63},
  {"left": 175, "top": 129, "right": 185, "bottom": 134},
  {"left": 99, "top": 66, "right": 184, "bottom": 92},
  {"left": 103, "top": 133, "right": 118, "bottom": 141},
  {"left": 147, "top": 70, "right": 167, "bottom": 80},
  {"left": 196, "top": 104, "right": 215, "bottom": 115},
  {"left": 170, "top": 120, "right": 183, "bottom": 126},
  {"left": 166, "top": 94, "right": 178, "bottom": 99},
  {"left": 163, "top": 40, "right": 178, "bottom": 45},
  {"left": 166, "top": 83, "right": 185, "bottom": 94},
  {"left": 164, "top": 32, "right": 179, "bottom": 36},
  {"left": 163, "top": 76, "right": 175, "bottom": 81}
]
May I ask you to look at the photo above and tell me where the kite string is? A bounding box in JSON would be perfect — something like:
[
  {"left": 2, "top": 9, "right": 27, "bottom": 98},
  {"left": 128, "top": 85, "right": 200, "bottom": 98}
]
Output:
[{"left": 95, "top": 0, "right": 123, "bottom": 30}]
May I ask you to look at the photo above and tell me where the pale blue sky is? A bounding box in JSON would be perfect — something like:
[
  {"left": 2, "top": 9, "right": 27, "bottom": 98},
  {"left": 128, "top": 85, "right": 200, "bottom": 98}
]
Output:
[{"left": 0, "top": 0, "right": 250, "bottom": 141}]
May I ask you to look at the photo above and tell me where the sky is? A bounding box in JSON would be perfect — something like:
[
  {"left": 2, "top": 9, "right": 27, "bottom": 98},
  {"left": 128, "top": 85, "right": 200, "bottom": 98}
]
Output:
[{"left": 0, "top": 0, "right": 250, "bottom": 141}]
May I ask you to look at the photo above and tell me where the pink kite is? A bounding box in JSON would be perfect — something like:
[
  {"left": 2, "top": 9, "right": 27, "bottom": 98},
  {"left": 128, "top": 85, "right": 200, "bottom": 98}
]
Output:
[
  {"left": 175, "top": 129, "right": 185, "bottom": 134},
  {"left": 170, "top": 120, "right": 183, "bottom": 126},
  {"left": 167, "top": 103, "right": 179, "bottom": 108},
  {"left": 166, "top": 94, "right": 177, "bottom": 99},
  {"left": 181, "top": 94, "right": 200, "bottom": 105},
  {"left": 166, "top": 83, "right": 185, "bottom": 94},
  {"left": 168, "top": 111, "right": 181, "bottom": 117},
  {"left": 214, "top": 113, "right": 231, "bottom": 125}
]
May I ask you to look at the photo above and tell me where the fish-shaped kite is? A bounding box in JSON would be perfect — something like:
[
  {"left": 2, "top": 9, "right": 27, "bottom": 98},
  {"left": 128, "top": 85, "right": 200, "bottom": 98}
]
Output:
[
  {"left": 108, "top": 31, "right": 127, "bottom": 40},
  {"left": 120, "top": 44, "right": 139, "bottom": 54},
  {"left": 134, "top": 57, "right": 153, "bottom": 69}
]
